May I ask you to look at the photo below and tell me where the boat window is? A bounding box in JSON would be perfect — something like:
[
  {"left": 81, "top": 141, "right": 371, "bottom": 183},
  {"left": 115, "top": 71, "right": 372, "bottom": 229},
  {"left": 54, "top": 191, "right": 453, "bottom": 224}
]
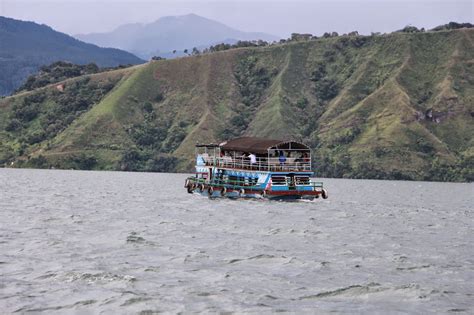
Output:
[
  {"left": 295, "top": 176, "right": 310, "bottom": 185},
  {"left": 271, "top": 176, "right": 287, "bottom": 186}
]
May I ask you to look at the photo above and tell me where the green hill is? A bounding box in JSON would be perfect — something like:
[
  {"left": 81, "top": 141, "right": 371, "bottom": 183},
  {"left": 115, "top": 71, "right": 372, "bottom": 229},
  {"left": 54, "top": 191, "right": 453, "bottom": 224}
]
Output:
[{"left": 0, "top": 28, "right": 473, "bottom": 181}]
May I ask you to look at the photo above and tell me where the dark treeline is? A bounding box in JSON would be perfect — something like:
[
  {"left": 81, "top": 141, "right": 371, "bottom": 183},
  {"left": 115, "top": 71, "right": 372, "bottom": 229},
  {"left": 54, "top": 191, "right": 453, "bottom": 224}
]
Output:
[
  {"left": 16, "top": 61, "right": 134, "bottom": 93},
  {"left": 396, "top": 22, "right": 474, "bottom": 33},
  {"left": 166, "top": 22, "right": 474, "bottom": 58}
]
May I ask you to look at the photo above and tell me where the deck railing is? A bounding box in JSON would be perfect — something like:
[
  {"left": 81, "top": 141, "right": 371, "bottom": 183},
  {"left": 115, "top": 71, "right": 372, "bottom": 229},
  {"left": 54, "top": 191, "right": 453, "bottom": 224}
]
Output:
[
  {"left": 188, "top": 176, "right": 323, "bottom": 191},
  {"left": 197, "top": 156, "right": 311, "bottom": 172}
]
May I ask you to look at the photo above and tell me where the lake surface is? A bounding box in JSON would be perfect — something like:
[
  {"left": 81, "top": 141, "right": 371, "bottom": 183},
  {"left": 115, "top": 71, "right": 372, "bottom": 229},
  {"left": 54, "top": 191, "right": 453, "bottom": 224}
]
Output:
[{"left": 0, "top": 168, "right": 473, "bottom": 314}]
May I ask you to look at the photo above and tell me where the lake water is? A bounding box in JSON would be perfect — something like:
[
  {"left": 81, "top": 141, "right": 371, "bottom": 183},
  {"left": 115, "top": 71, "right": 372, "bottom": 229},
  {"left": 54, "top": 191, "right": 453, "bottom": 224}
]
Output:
[{"left": 0, "top": 168, "right": 473, "bottom": 314}]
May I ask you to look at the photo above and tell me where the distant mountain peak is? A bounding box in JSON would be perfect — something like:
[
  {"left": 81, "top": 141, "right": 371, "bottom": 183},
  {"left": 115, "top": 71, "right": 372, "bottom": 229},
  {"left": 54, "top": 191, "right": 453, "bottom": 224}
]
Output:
[{"left": 75, "top": 13, "right": 279, "bottom": 59}]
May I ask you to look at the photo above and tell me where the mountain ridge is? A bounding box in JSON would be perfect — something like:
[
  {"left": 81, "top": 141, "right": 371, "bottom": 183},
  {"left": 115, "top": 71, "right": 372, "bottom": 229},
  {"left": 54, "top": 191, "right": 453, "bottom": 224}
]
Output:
[
  {"left": 0, "top": 16, "right": 144, "bottom": 96},
  {"left": 75, "top": 14, "right": 279, "bottom": 59},
  {"left": 1, "top": 28, "right": 472, "bottom": 181}
]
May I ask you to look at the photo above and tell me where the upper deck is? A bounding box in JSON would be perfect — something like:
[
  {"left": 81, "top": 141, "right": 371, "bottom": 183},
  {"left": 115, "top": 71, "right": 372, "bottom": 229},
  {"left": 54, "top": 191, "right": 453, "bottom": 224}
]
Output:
[
  {"left": 197, "top": 155, "right": 311, "bottom": 172},
  {"left": 195, "top": 137, "right": 312, "bottom": 173}
]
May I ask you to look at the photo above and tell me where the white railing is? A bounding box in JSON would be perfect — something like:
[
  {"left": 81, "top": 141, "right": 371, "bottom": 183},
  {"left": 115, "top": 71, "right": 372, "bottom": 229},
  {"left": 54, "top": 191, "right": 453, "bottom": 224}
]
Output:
[{"left": 197, "top": 156, "right": 311, "bottom": 172}]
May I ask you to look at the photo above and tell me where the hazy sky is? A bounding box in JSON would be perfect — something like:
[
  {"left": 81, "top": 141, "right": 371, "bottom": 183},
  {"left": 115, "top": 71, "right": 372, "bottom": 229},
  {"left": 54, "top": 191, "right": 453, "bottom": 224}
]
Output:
[{"left": 1, "top": 0, "right": 472, "bottom": 37}]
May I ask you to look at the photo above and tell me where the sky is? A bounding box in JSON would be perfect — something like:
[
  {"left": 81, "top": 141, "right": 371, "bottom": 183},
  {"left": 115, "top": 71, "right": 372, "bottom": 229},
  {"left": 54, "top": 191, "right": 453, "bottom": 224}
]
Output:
[{"left": 1, "top": 0, "right": 472, "bottom": 37}]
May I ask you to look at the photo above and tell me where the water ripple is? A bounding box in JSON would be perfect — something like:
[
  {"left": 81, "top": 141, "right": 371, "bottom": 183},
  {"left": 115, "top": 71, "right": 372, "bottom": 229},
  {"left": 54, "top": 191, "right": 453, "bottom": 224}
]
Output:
[{"left": 0, "top": 169, "right": 472, "bottom": 313}]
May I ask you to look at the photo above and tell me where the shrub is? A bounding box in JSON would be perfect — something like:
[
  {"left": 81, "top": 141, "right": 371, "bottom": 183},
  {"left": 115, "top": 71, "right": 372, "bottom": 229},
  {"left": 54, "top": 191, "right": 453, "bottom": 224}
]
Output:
[
  {"left": 416, "top": 137, "right": 435, "bottom": 154},
  {"left": 129, "top": 122, "right": 167, "bottom": 147},
  {"left": 119, "top": 148, "right": 178, "bottom": 172},
  {"left": 28, "top": 155, "right": 48, "bottom": 168},
  {"left": 314, "top": 78, "right": 339, "bottom": 101},
  {"left": 26, "top": 130, "right": 46, "bottom": 144},
  {"left": 155, "top": 93, "right": 164, "bottom": 103},
  {"left": 161, "top": 125, "right": 187, "bottom": 152},
  {"left": 142, "top": 101, "right": 154, "bottom": 113},
  {"left": 397, "top": 26, "right": 422, "bottom": 33},
  {"left": 72, "top": 153, "right": 97, "bottom": 170},
  {"left": 296, "top": 97, "right": 308, "bottom": 109},
  {"left": 5, "top": 119, "right": 23, "bottom": 132},
  {"left": 145, "top": 155, "right": 178, "bottom": 172},
  {"left": 12, "top": 103, "right": 40, "bottom": 122}
]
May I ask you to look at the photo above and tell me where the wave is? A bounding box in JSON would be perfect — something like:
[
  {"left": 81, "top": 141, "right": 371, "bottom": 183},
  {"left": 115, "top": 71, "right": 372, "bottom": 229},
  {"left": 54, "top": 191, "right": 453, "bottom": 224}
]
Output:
[{"left": 298, "top": 283, "right": 430, "bottom": 300}]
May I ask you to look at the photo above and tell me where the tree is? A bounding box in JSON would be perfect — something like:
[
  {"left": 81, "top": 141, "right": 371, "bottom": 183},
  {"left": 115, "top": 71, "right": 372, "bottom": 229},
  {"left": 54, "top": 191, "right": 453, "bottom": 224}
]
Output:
[
  {"left": 184, "top": 49, "right": 189, "bottom": 55},
  {"left": 5, "top": 119, "right": 22, "bottom": 132},
  {"left": 85, "top": 63, "right": 99, "bottom": 73},
  {"left": 398, "top": 25, "right": 421, "bottom": 33},
  {"left": 290, "top": 33, "right": 312, "bottom": 41}
]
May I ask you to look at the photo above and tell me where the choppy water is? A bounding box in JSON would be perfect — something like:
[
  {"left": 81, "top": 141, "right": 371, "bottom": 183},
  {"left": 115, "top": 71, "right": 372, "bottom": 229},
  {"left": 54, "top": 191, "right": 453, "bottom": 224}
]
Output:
[{"left": 0, "top": 169, "right": 473, "bottom": 314}]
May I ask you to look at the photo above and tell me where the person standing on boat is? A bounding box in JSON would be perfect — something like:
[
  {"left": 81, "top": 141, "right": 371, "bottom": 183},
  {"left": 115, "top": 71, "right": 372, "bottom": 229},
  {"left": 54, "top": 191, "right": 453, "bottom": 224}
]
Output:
[
  {"left": 278, "top": 151, "right": 287, "bottom": 171},
  {"left": 240, "top": 152, "right": 248, "bottom": 168},
  {"left": 249, "top": 153, "right": 257, "bottom": 169},
  {"left": 279, "top": 151, "right": 286, "bottom": 164},
  {"left": 222, "top": 151, "right": 232, "bottom": 166}
]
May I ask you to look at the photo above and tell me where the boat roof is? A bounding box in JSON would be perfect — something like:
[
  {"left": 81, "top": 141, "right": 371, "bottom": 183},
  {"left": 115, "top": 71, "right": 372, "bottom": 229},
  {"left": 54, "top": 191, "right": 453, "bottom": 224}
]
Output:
[
  {"left": 195, "top": 143, "right": 219, "bottom": 148},
  {"left": 220, "top": 137, "right": 309, "bottom": 154}
]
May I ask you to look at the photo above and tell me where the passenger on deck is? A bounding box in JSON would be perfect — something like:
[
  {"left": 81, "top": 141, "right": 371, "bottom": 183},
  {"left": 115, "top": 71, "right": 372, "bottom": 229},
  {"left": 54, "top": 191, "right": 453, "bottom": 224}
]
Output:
[
  {"left": 303, "top": 152, "right": 310, "bottom": 163},
  {"left": 295, "top": 152, "right": 304, "bottom": 163},
  {"left": 279, "top": 151, "right": 287, "bottom": 165},
  {"left": 196, "top": 154, "right": 206, "bottom": 166},
  {"left": 239, "top": 152, "right": 248, "bottom": 168},
  {"left": 249, "top": 153, "right": 257, "bottom": 167},
  {"left": 222, "top": 151, "right": 232, "bottom": 166}
]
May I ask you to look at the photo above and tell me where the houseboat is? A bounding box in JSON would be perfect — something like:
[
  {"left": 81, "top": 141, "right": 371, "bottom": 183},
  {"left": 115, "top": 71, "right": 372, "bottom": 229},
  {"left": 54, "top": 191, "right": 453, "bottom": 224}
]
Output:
[{"left": 183, "top": 137, "right": 328, "bottom": 200}]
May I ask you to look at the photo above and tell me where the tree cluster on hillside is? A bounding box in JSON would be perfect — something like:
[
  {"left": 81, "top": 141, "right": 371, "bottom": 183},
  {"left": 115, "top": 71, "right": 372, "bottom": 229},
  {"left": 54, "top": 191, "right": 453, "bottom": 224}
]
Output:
[
  {"left": 121, "top": 98, "right": 182, "bottom": 172},
  {"left": 308, "top": 35, "right": 370, "bottom": 105},
  {"left": 430, "top": 22, "right": 474, "bottom": 31},
  {"left": 397, "top": 22, "right": 474, "bottom": 33},
  {"left": 16, "top": 61, "right": 133, "bottom": 93},
  {"left": 181, "top": 40, "right": 272, "bottom": 56},
  {"left": 186, "top": 32, "right": 355, "bottom": 55},
  {"left": 2, "top": 76, "right": 120, "bottom": 167},
  {"left": 221, "top": 56, "right": 276, "bottom": 139},
  {"left": 181, "top": 21, "right": 474, "bottom": 57},
  {"left": 395, "top": 25, "right": 426, "bottom": 33},
  {"left": 313, "top": 149, "right": 474, "bottom": 182}
]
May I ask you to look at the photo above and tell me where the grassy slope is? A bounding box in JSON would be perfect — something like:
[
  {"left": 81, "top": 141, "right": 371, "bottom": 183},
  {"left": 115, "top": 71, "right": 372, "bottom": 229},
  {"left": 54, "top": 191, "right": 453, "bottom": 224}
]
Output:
[{"left": 0, "top": 29, "right": 472, "bottom": 181}]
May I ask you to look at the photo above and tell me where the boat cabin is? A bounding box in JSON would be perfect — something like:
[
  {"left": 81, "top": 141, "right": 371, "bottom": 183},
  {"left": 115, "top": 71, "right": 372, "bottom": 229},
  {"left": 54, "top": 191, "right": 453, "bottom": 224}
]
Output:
[{"left": 195, "top": 137, "right": 311, "bottom": 172}]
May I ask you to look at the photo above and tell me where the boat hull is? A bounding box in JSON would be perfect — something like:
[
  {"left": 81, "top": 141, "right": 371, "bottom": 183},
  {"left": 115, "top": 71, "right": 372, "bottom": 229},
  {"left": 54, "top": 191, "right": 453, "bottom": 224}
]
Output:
[{"left": 187, "top": 182, "right": 326, "bottom": 201}]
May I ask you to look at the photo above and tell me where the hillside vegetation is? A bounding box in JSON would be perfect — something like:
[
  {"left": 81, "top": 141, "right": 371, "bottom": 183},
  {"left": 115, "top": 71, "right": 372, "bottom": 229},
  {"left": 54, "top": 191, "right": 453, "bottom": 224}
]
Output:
[{"left": 0, "top": 28, "right": 473, "bottom": 181}]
